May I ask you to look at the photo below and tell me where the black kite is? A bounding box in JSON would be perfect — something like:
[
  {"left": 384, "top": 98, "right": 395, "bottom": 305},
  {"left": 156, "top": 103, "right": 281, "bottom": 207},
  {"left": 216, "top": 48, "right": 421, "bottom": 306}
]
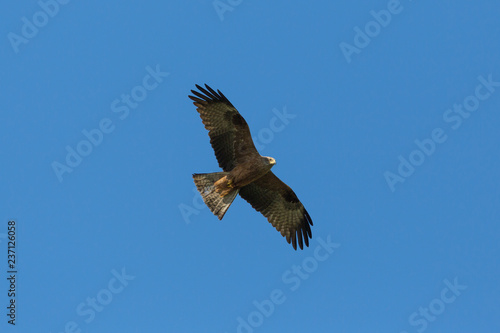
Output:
[{"left": 190, "top": 84, "right": 313, "bottom": 250}]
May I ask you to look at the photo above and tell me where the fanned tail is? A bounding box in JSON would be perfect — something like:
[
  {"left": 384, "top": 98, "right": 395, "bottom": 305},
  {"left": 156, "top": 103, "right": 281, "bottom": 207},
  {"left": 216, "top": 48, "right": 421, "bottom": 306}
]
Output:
[{"left": 193, "top": 172, "right": 239, "bottom": 220}]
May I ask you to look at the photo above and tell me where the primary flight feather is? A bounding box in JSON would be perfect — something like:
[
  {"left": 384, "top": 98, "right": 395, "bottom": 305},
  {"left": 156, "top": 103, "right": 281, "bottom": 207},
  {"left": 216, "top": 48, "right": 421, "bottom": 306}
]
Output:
[{"left": 190, "top": 84, "right": 313, "bottom": 250}]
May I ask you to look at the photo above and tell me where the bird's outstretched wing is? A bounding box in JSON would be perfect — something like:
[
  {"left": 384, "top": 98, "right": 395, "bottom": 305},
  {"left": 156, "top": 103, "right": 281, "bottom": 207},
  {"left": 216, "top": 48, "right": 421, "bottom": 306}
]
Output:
[
  {"left": 239, "top": 172, "right": 313, "bottom": 250},
  {"left": 189, "top": 84, "right": 260, "bottom": 171}
]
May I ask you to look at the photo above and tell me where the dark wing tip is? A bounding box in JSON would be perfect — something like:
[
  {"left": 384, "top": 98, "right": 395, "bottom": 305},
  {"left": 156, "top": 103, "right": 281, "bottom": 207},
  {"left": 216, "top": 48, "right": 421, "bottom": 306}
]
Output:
[
  {"left": 188, "top": 84, "right": 234, "bottom": 107},
  {"left": 304, "top": 209, "right": 313, "bottom": 226},
  {"left": 297, "top": 228, "right": 304, "bottom": 250},
  {"left": 295, "top": 208, "right": 313, "bottom": 250}
]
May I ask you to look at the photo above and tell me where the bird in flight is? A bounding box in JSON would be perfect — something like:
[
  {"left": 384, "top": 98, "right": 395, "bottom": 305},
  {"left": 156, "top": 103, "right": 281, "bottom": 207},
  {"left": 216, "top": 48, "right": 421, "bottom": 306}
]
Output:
[{"left": 189, "top": 84, "right": 313, "bottom": 250}]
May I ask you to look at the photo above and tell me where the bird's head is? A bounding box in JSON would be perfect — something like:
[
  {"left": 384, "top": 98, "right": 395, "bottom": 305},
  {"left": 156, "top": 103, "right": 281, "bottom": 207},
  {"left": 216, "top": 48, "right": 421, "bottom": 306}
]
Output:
[{"left": 263, "top": 156, "right": 276, "bottom": 168}]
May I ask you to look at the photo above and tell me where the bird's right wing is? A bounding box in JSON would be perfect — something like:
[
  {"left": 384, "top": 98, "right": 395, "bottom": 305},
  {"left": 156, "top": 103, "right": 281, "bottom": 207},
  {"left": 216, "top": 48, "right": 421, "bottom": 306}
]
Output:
[{"left": 189, "top": 84, "right": 260, "bottom": 171}]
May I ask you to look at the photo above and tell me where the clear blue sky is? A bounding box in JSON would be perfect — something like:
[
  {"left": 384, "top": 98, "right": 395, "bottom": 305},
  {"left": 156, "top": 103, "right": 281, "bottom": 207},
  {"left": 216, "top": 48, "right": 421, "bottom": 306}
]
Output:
[{"left": 1, "top": 1, "right": 499, "bottom": 332}]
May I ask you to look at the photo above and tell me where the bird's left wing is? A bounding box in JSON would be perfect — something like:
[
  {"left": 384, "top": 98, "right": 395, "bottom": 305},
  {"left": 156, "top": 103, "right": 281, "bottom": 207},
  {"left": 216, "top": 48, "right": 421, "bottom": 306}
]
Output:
[{"left": 239, "top": 171, "right": 313, "bottom": 250}]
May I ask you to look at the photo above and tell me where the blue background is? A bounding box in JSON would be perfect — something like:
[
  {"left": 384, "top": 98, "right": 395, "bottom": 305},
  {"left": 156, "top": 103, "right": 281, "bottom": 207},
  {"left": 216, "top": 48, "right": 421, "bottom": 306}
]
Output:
[{"left": 1, "top": 0, "right": 499, "bottom": 332}]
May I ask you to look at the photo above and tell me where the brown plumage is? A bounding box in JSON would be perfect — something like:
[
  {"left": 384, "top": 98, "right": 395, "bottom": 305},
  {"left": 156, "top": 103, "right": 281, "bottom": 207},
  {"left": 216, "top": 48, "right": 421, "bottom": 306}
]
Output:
[{"left": 190, "top": 84, "right": 313, "bottom": 250}]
